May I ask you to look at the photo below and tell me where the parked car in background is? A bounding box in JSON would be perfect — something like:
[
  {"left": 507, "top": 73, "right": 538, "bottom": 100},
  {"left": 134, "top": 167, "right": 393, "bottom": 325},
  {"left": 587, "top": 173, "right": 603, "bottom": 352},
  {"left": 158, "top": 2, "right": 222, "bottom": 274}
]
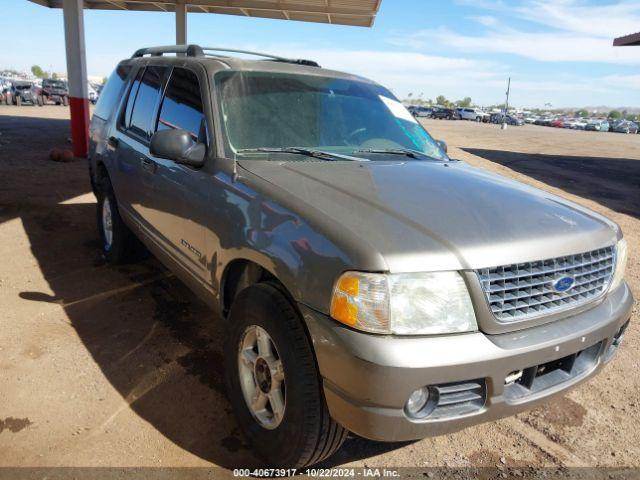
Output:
[
  {"left": 88, "top": 82, "right": 98, "bottom": 104},
  {"left": 89, "top": 44, "right": 632, "bottom": 468},
  {"left": 550, "top": 118, "right": 566, "bottom": 128},
  {"left": 585, "top": 120, "right": 610, "bottom": 132},
  {"left": 0, "top": 80, "right": 9, "bottom": 104},
  {"left": 491, "top": 113, "right": 524, "bottom": 126},
  {"left": 40, "top": 78, "right": 69, "bottom": 106},
  {"left": 457, "top": 107, "right": 489, "bottom": 122},
  {"left": 524, "top": 116, "right": 537, "bottom": 124},
  {"left": 572, "top": 119, "right": 589, "bottom": 130},
  {"left": 612, "top": 121, "right": 638, "bottom": 134},
  {"left": 411, "top": 106, "right": 434, "bottom": 118},
  {"left": 562, "top": 119, "right": 580, "bottom": 129},
  {"left": 431, "top": 106, "right": 459, "bottom": 120},
  {"left": 9, "top": 81, "right": 39, "bottom": 106}
]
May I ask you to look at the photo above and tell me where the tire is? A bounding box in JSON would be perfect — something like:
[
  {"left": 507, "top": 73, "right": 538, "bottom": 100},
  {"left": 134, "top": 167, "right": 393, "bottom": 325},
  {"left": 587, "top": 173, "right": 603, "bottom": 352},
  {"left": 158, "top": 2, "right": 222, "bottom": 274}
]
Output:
[
  {"left": 37, "top": 95, "right": 44, "bottom": 107},
  {"left": 96, "top": 175, "right": 144, "bottom": 264},
  {"left": 225, "top": 282, "right": 348, "bottom": 468},
  {"left": 62, "top": 96, "right": 69, "bottom": 107},
  {"left": 15, "top": 96, "right": 21, "bottom": 107}
]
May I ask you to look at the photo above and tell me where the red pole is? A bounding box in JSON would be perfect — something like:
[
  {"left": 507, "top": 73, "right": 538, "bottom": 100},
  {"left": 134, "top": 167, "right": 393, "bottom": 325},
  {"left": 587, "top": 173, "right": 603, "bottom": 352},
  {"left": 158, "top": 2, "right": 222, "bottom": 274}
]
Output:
[{"left": 63, "top": 0, "right": 89, "bottom": 158}]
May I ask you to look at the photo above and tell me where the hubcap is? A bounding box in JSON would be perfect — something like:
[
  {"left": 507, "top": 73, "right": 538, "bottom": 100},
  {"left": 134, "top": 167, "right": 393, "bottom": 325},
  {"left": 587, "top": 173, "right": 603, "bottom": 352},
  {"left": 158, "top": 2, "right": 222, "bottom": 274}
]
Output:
[
  {"left": 102, "top": 198, "right": 113, "bottom": 250},
  {"left": 238, "top": 325, "right": 286, "bottom": 430}
]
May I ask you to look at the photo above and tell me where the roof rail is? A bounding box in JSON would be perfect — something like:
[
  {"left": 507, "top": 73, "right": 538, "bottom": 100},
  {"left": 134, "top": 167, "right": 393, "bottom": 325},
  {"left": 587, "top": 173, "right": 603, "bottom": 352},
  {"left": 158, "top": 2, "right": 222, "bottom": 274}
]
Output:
[
  {"left": 131, "top": 45, "right": 204, "bottom": 58},
  {"left": 201, "top": 47, "right": 320, "bottom": 67},
  {"left": 131, "top": 44, "right": 319, "bottom": 67}
]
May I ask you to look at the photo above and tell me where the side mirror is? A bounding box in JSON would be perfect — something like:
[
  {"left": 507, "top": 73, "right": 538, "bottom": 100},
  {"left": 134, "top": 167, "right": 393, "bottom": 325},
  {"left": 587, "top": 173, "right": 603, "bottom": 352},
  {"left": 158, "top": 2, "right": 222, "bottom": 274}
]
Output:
[
  {"left": 150, "top": 128, "right": 205, "bottom": 167},
  {"left": 436, "top": 139, "right": 448, "bottom": 153}
]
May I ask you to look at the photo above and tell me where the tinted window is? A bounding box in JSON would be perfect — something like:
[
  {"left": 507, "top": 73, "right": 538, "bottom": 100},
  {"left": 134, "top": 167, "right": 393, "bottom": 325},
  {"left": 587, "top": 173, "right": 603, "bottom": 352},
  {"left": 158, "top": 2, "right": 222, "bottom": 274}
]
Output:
[
  {"left": 127, "top": 66, "right": 167, "bottom": 140},
  {"left": 123, "top": 68, "right": 143, "bottom": 129},
  {"left": 157, "top": 68, "right": 206, "bottom": 143},
  {"left": 94, "top": 64, "right": 131, "bottom": 120}
]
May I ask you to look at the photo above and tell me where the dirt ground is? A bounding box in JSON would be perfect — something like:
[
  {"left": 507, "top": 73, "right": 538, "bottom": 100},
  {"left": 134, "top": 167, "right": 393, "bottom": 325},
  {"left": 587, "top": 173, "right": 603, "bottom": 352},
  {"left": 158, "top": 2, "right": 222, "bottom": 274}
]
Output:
[{"left": 0, "top": 106, "right": 638, "bottom": 470}]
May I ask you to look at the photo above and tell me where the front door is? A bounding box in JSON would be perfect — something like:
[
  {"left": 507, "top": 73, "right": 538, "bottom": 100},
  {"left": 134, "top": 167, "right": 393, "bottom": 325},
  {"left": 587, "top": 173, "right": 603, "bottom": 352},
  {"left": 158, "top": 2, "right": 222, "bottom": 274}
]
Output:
[{"left": 145, "top": 66, "right": 211, "bottom": 283}]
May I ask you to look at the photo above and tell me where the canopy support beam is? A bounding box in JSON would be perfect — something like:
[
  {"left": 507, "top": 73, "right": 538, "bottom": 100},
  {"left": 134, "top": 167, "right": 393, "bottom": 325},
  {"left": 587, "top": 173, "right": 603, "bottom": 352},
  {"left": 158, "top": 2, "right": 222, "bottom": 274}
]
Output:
[
  {"left": 63, "top": 0, "right": 89, "bottom": 158},
  {"left": 176, "top": 0, "right": 187, "bottom": 45}
]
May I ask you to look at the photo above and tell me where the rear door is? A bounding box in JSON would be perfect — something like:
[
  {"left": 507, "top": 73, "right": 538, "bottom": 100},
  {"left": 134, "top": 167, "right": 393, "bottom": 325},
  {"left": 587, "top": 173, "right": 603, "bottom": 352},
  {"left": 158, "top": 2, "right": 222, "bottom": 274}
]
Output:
[{"left": 112, "top": 64, "right": 169, "bottom": 226}]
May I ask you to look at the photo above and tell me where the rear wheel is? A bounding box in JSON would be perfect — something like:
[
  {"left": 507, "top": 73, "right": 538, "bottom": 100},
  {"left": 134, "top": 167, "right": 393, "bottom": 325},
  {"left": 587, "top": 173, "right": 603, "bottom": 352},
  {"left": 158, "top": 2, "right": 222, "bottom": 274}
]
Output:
[
  {"left": 62, "top": 96, "right": 69, "bottom": 107},
  {"left": 37, "top": 95, "right": 44, "bottom": 106},
  {"left": 225, "top": 282, "right": 348, "bottom": 468},
  {"left": 96, "top": 175, "right": 145, "bottom": 264},
  {"left": 15, "top": 96, "right": 21, "bottom": 107}
]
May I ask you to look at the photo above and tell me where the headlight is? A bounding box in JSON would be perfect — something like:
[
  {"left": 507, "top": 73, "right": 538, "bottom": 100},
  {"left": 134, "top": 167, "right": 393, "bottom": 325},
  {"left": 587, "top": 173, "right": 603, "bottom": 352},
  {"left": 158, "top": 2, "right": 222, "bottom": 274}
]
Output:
[
  {"left": 330, "top": 271, "right": 477, "bottom": 335},
  {"left": 611, "top": 238, "right": 628, "bottom": 291}
]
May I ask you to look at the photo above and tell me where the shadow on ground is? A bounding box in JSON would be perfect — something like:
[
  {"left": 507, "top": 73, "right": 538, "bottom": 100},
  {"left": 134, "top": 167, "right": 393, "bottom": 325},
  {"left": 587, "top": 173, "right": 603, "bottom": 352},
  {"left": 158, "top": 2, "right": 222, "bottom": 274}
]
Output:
[
  {"left": 1, "top": 114, "right": 405, "bottom": 468},
  {"left": 462, "top": 148, "right": 640, "bottom": 219}
]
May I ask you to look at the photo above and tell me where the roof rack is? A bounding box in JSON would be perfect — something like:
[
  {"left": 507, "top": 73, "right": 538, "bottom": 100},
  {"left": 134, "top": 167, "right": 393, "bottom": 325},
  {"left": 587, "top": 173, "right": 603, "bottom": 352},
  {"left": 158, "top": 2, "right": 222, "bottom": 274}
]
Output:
[{"left": 131, "top": 44, "right": 320, "bottom": 67}]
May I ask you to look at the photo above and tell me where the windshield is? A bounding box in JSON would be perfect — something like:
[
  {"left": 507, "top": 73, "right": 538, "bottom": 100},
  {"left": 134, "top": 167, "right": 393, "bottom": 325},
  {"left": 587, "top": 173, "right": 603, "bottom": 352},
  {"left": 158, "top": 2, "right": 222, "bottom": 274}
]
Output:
[
  {"left": 15, "top": 85, "right": 31, "bottom": 90},
  {"left": 214, "top": 70, "right": 447, "bottom": 161}
]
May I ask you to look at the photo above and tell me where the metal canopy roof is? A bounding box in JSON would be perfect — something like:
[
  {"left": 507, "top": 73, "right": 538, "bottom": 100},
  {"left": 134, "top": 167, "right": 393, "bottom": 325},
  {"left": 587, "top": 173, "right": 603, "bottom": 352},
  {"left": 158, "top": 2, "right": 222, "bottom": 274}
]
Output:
[
  {"left": 28, "top": 0, "right": 381, "bottom": 27},
  {"left": 613, "top": 32, "right": 640, "bottom": 46}
]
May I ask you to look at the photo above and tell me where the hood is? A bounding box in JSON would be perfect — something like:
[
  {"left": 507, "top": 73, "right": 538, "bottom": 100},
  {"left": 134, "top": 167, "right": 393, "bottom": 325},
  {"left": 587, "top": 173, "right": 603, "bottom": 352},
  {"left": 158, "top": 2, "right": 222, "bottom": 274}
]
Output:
[{"left": 239, "top": 159, "right": 618, "bottom": 272}]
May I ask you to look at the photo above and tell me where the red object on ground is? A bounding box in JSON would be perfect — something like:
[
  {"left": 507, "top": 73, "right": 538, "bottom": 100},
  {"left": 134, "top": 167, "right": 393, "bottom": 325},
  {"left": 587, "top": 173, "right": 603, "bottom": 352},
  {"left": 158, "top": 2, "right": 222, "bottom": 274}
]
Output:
[{"left": 69, "top": 96, "right": 89, "bottom": 158}]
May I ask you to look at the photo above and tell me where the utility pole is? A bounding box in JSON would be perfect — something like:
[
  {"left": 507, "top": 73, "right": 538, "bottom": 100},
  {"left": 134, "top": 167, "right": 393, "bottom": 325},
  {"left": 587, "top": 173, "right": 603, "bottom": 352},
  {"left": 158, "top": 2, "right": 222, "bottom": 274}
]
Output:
[{"left": 501, "top": 77, "right": 511, "bottom": 130}]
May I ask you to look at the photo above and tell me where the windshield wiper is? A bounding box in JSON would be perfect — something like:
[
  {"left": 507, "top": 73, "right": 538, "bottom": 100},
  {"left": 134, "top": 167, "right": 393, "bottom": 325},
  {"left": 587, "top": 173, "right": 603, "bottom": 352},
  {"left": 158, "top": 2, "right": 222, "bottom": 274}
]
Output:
[
  {"left": 353, "top": 148, "right": 440, "bottom": 161},
  {"left": 237, "top": 147, "right": 364, "bottom": 162}
]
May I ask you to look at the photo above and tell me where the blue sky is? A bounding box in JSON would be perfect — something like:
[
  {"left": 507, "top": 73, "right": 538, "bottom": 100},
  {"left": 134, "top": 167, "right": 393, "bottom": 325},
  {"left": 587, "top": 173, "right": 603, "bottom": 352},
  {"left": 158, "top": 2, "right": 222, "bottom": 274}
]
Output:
[{"left": 3, "top": 0, "right": 639, "bottom": 108}]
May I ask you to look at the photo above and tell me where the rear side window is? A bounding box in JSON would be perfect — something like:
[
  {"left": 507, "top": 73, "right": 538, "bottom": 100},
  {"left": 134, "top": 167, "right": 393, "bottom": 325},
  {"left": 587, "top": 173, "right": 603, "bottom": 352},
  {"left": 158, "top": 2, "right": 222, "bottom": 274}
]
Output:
[
  {"left": 93, "top": 64, "right": 131, "bottom": 120},
  {"left": 157, "top": 67, "right": 207, "bottom": 143},
  {"left": 123, "top": 65, "right": 167, "bottom": 140}
]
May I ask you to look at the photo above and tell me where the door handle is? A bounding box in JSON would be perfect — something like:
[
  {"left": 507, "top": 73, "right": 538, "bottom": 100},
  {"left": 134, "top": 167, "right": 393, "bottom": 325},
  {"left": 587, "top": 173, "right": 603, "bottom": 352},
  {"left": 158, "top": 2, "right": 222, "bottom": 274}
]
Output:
[
  {"left": 141, "top": 157, "right": 157, "bottom": 173},
  {"left": 107, "top": 136, "right": 119, "bottom": 149}
]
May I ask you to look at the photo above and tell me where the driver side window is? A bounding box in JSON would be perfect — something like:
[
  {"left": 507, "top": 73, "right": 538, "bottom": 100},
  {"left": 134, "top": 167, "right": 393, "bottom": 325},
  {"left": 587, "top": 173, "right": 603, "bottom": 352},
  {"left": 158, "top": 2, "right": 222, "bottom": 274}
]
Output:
[{"left": 156, "top": 67, "right": 208, "bottom": 146}]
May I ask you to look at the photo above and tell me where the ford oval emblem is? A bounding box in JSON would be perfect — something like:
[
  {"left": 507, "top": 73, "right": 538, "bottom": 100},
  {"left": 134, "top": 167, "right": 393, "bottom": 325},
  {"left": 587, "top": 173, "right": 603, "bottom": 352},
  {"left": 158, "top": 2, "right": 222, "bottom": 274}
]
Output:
[{"left": 553, "top": 276, "right": 575, "bottom": 293}]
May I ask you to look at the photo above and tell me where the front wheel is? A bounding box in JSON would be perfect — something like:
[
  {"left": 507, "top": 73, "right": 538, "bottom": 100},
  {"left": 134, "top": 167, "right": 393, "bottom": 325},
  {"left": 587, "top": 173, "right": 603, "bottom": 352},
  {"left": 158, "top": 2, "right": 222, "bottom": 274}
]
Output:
[
  {"left": 62, "top": 96, "right": 69, "bottom": 107},
  {"left": 225, "top": 282, "right": 348, "bottom": 468}
]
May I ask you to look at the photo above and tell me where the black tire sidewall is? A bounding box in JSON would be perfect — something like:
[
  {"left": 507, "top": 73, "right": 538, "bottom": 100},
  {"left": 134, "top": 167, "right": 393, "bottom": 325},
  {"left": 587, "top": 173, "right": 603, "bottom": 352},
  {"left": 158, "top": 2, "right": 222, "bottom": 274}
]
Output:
[
  {"left": 96, "top": 177, "right": 132, "bottom": 264},
  {"left": 225, "top": 283, "right": 325, "bottom": 467}
]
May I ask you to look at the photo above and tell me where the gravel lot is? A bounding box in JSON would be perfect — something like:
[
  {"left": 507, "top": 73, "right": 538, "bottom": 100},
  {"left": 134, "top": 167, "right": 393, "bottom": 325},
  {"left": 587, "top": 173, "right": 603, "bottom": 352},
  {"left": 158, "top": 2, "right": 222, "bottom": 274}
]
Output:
[{"left": 0, "top": 106, "right": 638, "bottom": 470}]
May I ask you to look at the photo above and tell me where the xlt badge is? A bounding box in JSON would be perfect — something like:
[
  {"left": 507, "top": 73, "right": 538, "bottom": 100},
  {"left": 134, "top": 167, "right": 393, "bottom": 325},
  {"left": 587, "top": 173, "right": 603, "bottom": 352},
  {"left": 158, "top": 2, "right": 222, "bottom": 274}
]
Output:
[{"left": 181, "top": 239, "right": 202, "bottom": 258}]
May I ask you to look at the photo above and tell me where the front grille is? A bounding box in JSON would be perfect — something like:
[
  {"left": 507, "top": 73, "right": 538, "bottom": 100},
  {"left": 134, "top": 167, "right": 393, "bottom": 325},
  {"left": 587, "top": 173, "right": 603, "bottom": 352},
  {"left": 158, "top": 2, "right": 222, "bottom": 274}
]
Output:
[{"left": 477, "top": 246, "right": 615, "bottom": 322}]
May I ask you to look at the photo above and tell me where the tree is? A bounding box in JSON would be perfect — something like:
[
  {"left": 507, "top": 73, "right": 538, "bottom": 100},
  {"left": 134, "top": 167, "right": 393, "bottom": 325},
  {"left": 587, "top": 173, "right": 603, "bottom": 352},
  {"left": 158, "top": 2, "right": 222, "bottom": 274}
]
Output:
[
  {"left": 609, "top": 110, "right": 621, "bottom": 119},
  {"left": 51, "top": 72, "right": 59, "bottom": 79},
  {"left": 435, "top": 95, "right": 449, "bottom": 107},
  {"left": 456, "top": 97, "right": 473, "bottom": 108},
  {"left": 576, "top": 109, "right": 589, "bottom": 118},
  {"left": 31, "top": 65, "right": 46, "bottom": 78}
]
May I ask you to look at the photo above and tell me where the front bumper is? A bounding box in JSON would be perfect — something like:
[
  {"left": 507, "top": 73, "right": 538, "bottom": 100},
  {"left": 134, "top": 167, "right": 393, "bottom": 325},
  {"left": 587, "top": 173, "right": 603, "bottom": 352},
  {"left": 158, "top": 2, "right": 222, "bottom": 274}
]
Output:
[{"left": 300, "top": 282, "right": 633, "bottom": 442}]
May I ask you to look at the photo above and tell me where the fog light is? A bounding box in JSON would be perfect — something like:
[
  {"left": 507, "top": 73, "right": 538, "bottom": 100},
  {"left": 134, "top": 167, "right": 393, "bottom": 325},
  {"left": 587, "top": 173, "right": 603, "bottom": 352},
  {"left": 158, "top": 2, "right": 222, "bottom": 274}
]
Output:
[{"left": 405, "top": 387, "right": 430, "bottom": 417}]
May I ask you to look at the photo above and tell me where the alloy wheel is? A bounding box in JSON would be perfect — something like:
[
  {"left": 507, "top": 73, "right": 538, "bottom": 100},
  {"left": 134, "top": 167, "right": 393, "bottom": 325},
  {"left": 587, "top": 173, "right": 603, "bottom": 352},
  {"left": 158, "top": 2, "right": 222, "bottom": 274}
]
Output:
[{"left": 238, "top": 325, "right": 286, "bottom": 429}]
